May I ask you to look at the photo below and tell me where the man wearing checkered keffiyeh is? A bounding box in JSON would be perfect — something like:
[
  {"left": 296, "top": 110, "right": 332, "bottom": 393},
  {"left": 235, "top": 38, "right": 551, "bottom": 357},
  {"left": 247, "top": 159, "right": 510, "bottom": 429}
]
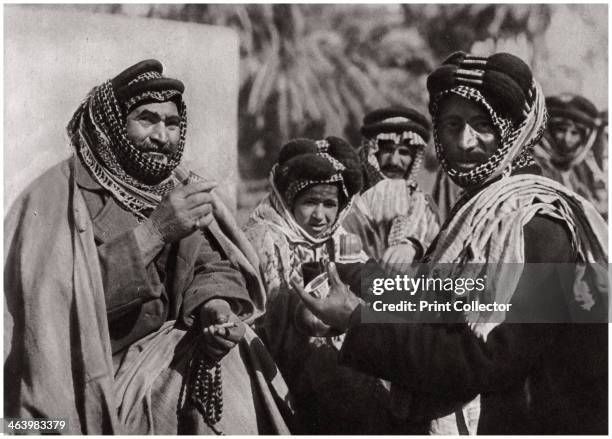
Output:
[
  {"left": 5, "top": 60, "right": 292, "bottom": 434},
  {"left": 358, "top": 106, "right": 431, "bottom": 190},
  {"left": 294, "top": 51, "right": 608, "bottom": 435},
  {"left": 343, "top": 107, "right": 440, "bottom": 271}
]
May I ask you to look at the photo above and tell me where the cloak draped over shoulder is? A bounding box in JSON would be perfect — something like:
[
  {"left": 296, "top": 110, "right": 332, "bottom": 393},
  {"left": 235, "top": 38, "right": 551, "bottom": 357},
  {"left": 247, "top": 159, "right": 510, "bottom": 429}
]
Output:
[
  {"left": 5, "top": 157, "right": 292, "bottom": 434},
  {"left": 5, "top": 159, "right": 121, "bottom": 433}
]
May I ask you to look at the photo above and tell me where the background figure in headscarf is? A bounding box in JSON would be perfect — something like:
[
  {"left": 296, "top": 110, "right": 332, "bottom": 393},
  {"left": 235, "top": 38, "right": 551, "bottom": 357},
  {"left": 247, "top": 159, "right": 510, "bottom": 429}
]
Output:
[
  {"left": 244, "top": 137, "right": 407, "bottom": 434},
  {"left": 535, "top": 94, "right": 608, "bottom": 219},
  {"left": 295, "top": 51, "right": 608, "bottom": 435},
  {"left": 344, "top": 107, "right": 440, "bottom": 271},
  {"left": 5, "top": 59, "right": 292, "bottom": 434}
]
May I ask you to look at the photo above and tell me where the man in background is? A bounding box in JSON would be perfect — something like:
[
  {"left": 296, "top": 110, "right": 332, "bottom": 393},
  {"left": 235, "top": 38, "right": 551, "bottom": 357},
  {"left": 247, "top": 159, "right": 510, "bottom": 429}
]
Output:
[
  {"left": 345, "top": 107, "right": 440, "bottom": 271},
  {"left": 535, "top": 93, "right": 608, "bottom": 219}
]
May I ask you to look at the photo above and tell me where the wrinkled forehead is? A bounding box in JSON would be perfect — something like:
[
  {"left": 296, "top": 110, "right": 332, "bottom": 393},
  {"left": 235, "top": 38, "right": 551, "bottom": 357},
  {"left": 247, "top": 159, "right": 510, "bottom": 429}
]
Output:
[{"left": 127, "top": 100, "right": 180, "bottom": 118}]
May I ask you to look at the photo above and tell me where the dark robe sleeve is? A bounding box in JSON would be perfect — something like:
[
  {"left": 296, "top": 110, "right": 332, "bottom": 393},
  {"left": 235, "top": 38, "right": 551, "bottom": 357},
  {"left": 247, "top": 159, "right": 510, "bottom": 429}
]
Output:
[
  {"left": 97, "top": 227, "right": 253, "bottom": 326},
  {"left": 338, "top": 215, "right": 575, "bottom": 399}
]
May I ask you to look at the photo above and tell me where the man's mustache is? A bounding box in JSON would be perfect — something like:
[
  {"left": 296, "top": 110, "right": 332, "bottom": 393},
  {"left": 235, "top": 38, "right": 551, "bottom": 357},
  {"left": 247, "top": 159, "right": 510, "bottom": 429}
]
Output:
[
  {"left": 381, "top": 164, "right": 406, "bottom": 173},
  {"left": 139, "top": 139, "right": 172, "bottom": 154},
  {"left": 452, "top": 151, "right": 489, "bottom": 164},
  {"left": 554, "top": 141, "right": 580, "bottom": 152}
]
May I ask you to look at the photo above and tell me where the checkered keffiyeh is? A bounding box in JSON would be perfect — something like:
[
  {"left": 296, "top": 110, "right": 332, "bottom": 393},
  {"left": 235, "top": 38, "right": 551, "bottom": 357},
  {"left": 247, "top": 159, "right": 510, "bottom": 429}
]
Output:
[
  {"left": 122, "top": 70, "right": 183, "bottom": 111},
  {"left": 284, "top": 173, "right": 347, "bottom": 209},
  {"left": 263, "top": 167, "right": 355, "bottom": 244},
  {"left": 67, "top": 80, "right": 187, "bottom": 219},
  {"left": 360, "top": 130, "right": 427, "bottom": 190},
  {"left": 282, "top": 143, "right": 350, "bottom": 207},
  {"left": 431, "top": 83, "right": 547, "bottom": 188}
]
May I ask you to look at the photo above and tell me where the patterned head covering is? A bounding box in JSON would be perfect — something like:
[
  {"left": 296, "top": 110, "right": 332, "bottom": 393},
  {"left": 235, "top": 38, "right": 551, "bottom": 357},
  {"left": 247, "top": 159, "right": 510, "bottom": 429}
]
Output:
[
  {"left": 427, "top": 52, "right": 547, "bottom": 188},
  {"left": 269, "top": 136, "right": 363, "bottom": 242},
  {"left": 274, "top": 136, "right": 363, "bottom": 209},
  {"left": 67, "top": 59, "right": 186, "bottom": 219},
  {"left": 359, "top": 106, "right": 431, "bottom": 190},
  {"left": 540, "top": 93, "right": 606, "bottom": 169}
]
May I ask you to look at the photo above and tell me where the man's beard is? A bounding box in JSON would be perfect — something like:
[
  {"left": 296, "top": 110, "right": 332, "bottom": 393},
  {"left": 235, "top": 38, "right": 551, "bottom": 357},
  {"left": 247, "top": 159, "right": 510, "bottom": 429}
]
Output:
[
  {"left": 117, "top": 139, "right": 179, "bottom": 185},
  {"left": 548, "top": 137, "right": 585, "bottom": 170},
  {"left": 553, "top": 141, "right": 582, "bottom": 156},
  {"left": 137, "top": 139, "right": 173, "bottom": 166}
]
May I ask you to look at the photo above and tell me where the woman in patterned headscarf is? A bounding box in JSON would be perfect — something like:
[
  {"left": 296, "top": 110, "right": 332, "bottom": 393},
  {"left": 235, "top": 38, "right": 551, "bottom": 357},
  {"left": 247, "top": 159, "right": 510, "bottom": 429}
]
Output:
[{"left": 244, "top": 137, "right": 404, "bottom": 434}]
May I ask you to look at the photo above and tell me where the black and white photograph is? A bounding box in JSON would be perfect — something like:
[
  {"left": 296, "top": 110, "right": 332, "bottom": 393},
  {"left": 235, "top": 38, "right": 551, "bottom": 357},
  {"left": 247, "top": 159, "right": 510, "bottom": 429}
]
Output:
[{"left": 3, "top": 3, "right": 609, "bottom": 435}]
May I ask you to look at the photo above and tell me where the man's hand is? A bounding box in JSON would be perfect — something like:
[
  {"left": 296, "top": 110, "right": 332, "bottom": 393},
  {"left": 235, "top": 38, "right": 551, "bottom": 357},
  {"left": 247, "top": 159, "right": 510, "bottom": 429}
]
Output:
[
  {"left": 294, "top": 301, "right": 345, "bottom": 337},
  {"left": 381, "top": 243, "right": 417, "bottom": 274},
  {"left": 292, "top": 262, "right": 361, "bottom": 331},
  {"left": 148, "top": 181, "right": 217, "bottom": 243},
  {"left": 199, "top": 299, "right": 245, "bottom": 362}
]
